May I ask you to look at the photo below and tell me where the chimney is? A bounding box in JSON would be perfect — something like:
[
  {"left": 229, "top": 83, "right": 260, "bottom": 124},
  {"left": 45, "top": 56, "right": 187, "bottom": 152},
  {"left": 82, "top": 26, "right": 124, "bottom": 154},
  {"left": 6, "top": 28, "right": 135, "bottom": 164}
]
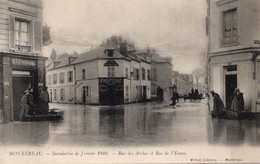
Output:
[
  {"left": 119, "top": 40, "right": 128, "bottom": 56},
  {"left": 146, "top": 46, "right": 151, "bottom": 57}
]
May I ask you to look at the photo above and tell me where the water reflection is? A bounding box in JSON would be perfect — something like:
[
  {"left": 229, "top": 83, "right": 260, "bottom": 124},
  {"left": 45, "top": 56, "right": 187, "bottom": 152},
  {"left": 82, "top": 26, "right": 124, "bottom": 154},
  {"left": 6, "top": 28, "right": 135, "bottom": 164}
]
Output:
[
  {"left": 0, "top": 102, "right": 260, "bottom": 146},
  {"left": 207, "top": 116, "right": 260, "bottom": 146},
  {"left": 0, "top": 122, "right": 49, "bottom": 146}
]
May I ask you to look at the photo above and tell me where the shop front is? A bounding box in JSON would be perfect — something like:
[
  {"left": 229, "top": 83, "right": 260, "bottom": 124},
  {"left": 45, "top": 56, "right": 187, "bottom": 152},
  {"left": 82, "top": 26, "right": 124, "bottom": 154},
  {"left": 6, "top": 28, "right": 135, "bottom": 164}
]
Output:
[
  {"left": 0, "top": 54, "right": 46, "bottom": 123},
  {"left": 99, "top": 78, "right": 124, "bottom": 105},
  {"left": 209, "top": 52, "right": 256, "bottom": 112}
]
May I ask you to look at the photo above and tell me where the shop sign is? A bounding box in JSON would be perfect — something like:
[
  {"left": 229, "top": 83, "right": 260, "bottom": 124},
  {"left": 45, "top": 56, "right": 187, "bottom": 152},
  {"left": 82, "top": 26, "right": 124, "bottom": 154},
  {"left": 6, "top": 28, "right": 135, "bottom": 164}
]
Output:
[
  {"left": 211, "top": 53, "right": 252, "bottom": 63},
  {"left": 11, "top": 58, "right": 37, "bottom": 68},
  {"left": 99, "top": 78, "right": 123, "bottom": 85}
]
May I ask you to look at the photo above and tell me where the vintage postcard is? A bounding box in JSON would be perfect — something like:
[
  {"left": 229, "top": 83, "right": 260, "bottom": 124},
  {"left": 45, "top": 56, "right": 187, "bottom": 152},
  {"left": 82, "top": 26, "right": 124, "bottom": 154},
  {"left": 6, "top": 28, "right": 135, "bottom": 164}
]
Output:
[{"left": 0, "top": 0, "right": 260, "bottom": 163}]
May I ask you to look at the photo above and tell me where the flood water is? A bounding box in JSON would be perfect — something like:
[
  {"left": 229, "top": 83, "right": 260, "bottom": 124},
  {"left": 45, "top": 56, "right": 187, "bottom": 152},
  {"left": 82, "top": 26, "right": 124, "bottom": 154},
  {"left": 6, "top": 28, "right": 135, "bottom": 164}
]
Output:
[{"left": 0, "top": 100, "right": 260, "bottom": 147}]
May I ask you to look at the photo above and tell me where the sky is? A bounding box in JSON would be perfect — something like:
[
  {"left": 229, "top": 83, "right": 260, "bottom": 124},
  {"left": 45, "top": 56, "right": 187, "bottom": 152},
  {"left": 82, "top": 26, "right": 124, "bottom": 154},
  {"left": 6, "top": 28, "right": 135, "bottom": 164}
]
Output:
[{"left": 42, "top": 0, "right": 208, "bottom": 74}]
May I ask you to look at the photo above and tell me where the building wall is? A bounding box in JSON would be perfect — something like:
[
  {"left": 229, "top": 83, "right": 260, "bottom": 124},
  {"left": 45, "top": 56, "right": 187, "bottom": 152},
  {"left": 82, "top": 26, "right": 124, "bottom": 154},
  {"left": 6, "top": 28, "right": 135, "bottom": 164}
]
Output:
[
  {"left": 46, "top": 65, "right": 75, "bottom": 103},
  {"left": 173, "top": 78, "right": 193, "bottom": 97},
  {"left": 75, "top": 79, "right": 99, "bottom": 104},
  {"left": 208, "top": 0, "right": 260, "bottom": 112},
  {"left": 209, "top": 0, "right": 260, "bottom": 53},
  {"left": 76, "top": 60, "right": 98, "bottom": 80},
  {"left": 0, "top": 0, "right": 44, "bottom": 123},
  {"left": 156, "top": 62, "right": 173, "bottom": 99},
  {"left": 98, "top": 59, "right": 125, "bottom": 77},
  {"left": 210, "top": 56, "right": 255, "bottom": 111}
]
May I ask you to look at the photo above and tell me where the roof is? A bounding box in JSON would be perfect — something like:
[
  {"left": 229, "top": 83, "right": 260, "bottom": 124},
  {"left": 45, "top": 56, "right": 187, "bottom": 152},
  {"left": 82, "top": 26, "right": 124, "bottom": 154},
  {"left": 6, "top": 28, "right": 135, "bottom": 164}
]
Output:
[
  {"left": 71, "top": 46, "right": 125, "bottom": 64},
  {"left": 47, "top": 46, "right": 152, "bottom": 70},
  {"left": 151, "top": 52, "right": 170, "bottom": 63}
]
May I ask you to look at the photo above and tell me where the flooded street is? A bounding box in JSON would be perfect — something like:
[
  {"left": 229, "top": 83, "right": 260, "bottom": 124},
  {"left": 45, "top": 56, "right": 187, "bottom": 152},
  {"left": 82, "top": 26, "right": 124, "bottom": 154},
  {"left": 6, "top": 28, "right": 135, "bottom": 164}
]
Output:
[{"left": 0, "top": 100, "right": 260, "bottom": 147}]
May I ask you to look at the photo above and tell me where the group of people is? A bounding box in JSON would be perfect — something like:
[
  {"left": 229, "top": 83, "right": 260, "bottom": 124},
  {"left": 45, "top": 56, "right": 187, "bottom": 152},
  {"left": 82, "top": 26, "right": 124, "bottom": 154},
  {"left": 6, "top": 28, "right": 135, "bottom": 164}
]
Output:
[
  {"left": 210, "top": 88, "right": 244, "bottom": 117},
  {"left": 20, "top": 86, "right": 49, "bottom": 120},
  {"left": 184, "top": 88, "right": 203, "bottom": 102}
]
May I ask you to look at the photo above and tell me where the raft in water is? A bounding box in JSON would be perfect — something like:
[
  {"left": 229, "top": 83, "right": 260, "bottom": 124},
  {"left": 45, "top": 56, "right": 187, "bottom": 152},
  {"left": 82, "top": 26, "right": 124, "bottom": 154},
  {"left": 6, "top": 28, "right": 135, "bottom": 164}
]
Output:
[
  {"left": 211, "top": 110, "right": 255, "bottom": 120},
  {"left": 22, "top": 108, "right": 64, "bottom": 122}
]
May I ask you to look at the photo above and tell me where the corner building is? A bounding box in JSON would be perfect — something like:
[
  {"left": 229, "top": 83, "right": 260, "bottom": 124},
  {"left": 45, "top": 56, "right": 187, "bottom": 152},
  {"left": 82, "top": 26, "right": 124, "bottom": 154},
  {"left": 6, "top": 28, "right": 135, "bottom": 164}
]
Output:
[
  {"left": 207, "top": 0, "right": 260, "bottom": 112},
  {"left": 0, "top": 0, "right": 45, "bottom": 122},
  {"left": 46, "top": 44, "right": 151, "bottom": 105}
]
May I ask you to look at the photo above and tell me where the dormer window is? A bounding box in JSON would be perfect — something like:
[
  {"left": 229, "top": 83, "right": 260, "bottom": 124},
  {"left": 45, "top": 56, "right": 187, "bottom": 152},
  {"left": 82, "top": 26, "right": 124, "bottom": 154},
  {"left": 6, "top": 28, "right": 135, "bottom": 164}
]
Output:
[{"left": 108, "top": 50, "right": 114, "bottom": 57}]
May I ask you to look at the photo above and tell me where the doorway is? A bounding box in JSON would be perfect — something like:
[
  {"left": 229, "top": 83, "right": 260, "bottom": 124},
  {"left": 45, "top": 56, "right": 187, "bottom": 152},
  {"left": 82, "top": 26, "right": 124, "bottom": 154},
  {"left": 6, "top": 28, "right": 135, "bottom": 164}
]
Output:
[
  {"left": 12, "top": 76, "right": 33, "bottom": 121},
  {"left": 225, "top": 74, "right": 237, "bottom": 110},
  {"left": 49, "top": 89, "right": 52, "bottom": 102},
  {"left": 143, "top": 86, "right": 147, "bottom": 101}
]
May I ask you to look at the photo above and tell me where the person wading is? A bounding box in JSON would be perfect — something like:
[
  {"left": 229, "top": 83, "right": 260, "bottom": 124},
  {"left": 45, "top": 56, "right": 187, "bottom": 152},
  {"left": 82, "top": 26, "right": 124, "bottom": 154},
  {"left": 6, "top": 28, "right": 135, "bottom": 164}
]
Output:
[
  {"left": 20, "top": 89, "right": 30, "bottom": 121},
  {"left": 39, "top": 86, "right": 50, "bottom": 114},
  {"left": 210, "top": 90, "right": 225, "bottom": 117},
  {"left": 231, "top": 88, "right": 244, "bottom": 113}
]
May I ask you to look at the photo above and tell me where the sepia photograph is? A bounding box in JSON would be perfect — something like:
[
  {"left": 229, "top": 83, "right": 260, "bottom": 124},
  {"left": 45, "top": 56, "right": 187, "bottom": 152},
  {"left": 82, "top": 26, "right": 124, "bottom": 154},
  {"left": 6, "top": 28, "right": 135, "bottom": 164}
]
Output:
[{"left": 0, "top": 0, "right": 260, "bottom": 163}]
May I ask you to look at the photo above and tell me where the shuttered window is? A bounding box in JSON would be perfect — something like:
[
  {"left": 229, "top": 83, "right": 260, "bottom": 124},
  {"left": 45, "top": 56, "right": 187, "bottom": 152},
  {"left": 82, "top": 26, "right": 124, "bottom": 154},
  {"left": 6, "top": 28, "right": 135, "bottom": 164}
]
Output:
[
  {"left": 107, "top": 66, "right": 115, "bottom": 77},
  {"left": 34, "top": 21, "right": 42, "bottom": 52},
  {"left": 9, "top": 15, "right": 42, "bottom": 53},
  {"left": 222, "top": 9, "right": 238, "bottom": 46}
]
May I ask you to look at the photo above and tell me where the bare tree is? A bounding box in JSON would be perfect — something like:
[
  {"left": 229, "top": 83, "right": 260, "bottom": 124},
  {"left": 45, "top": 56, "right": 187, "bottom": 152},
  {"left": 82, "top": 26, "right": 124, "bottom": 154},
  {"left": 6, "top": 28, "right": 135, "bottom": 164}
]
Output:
[{"left": 192, "top": 68, "right": 205, "bottom": 89}]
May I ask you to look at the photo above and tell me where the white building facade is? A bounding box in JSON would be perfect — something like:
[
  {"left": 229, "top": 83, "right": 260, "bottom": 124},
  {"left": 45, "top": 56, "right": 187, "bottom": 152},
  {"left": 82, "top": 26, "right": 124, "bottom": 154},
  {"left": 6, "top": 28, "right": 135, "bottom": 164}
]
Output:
[
  {"left": 207, "top": 0, "right": 260, "bottom": 112},
  {"left": 46, "top": 45, "right": 151, "bottom": 105}
]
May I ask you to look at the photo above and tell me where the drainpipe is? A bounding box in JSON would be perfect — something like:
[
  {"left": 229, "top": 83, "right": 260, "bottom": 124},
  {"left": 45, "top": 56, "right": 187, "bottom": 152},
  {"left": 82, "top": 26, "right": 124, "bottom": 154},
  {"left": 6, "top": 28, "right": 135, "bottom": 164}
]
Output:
[
  {"left": 73, "top": 66, "right": 76, "bottom": 104},
  {"left": 253, "top": 51, "right": 260, "bottom": 112}
]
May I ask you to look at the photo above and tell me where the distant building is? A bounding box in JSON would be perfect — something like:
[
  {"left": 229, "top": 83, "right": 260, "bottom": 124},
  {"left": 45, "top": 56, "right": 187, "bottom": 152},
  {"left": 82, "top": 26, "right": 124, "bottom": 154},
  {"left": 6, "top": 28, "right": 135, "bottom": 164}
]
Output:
[
  {"left": 207, "top": 0, "right": 260, "bottom": 112},
  {"left": 0, "top": 0, "right": 45, "bottom": 123},
  {"left": 149, "top": 49, "right": 173, "bottom": 100},
  {"left": 46, "top": 43, "right": 151, "bottom": 105},
  {"left": 172, "top": 72, "right": 193, "bottom": 97}
]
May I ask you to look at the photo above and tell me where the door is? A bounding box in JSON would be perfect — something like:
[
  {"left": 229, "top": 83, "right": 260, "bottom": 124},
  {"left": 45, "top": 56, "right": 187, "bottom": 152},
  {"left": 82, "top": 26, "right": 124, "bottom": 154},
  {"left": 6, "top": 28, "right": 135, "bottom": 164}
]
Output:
[
  {"left": 143, "top": 86, "right": 147, "bottom": 101},
  {"left": 108, "top": 85, "right": 116, "bottom": 105},
  {"left": 12, "top": 76, "right": 33, "bottom": 121},
  {"left": 225, "top": 74, "right": 237, "bottom": 110},
  {"left": 49, "top": 89, "right": 52, "bottom": 102},
  {"left": 82, "top": 86, "right": 86, "bottom": 104}
]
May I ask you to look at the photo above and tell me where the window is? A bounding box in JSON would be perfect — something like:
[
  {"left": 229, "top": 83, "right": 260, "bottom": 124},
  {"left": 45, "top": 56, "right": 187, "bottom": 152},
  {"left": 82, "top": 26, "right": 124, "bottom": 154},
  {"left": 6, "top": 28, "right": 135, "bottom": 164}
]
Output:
[
  {"left": 147, "top": 70, "right": 151, "bottom": 80},
  {"left": 83, "top": 86, "right": 91, "bottom": 97},
  {"left": 108, "top": 50, "right": 114, "bottom": 57},
  {"left": 47, "top": 75, "right": 51, "bottom": 85},
  {"left": 60, "top": 88, "right": 65, "bottom": 101},
  {"left": 133, "top": 68, "right": 139, "bottom": 80},
  {"left": 142, "top": 68, "right": 145, "bottom": 80},
  {"left": 59, "top": 73, "right": 64, "bottom": 83},
  {"left": 67, "top": 71, "right": 73, "bottom": 82},
  {"left": 222, "top": 9, "right": 238, "bottom": 46},
  {"left": 15, "top": 20, "right": 29, "bottom": 50},
  {"left": 257, "top": 62, "right": 260, "bottom": 99},
  {"left": 82, "top": 69, "right": 85, "bottom": 79},
  {"left": 54, "top": 89, "right": 57, "bottom": 100},
  {"left": 107, "top": 66, "right": 115, "bottom": 77},
  {"left": 125, "top": 67, "right": 129, "bottom": 78},
  {"left": 153, "top": 68, "right": 157, "bottom": 80},
  {"left": 126, "top": 85, "right": 129, "bottom": 100},
  {"left": 53, "top": 74, "right": 57, "bottom": 84}
]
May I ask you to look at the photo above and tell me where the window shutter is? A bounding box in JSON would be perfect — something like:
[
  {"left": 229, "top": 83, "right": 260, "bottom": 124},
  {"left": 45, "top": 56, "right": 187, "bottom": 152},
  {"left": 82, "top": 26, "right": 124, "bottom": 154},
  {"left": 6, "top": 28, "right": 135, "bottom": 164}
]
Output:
[
  {"left": 29, "top": 22, "right": 34, "bottom": 50},
  {"left": 33, "top": 21, "right": 42, "bottom": 52},
  {"left": 9, "top": 15, "right": 15, "bottom": 49}
]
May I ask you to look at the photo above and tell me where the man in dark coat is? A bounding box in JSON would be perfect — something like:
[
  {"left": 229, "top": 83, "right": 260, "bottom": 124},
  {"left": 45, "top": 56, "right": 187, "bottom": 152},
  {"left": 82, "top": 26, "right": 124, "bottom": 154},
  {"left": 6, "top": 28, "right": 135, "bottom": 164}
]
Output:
[
  {"left": 231, "top": 88, "right": 244, "bottom": 113},
  {"left": 28, "top": 88, "right": 36, "bottom": 115},
  {"left": 210, "top": 90, "right": 225, "bottom": 117},
  {"left": 39, "top": 86, "right": 50, "bottom": 114},
  {"left": 171, "top": 89, "right": 179, "bottom": 106},
  {"left": 20, "top": 89, "right": 30, "bottom": 121}
]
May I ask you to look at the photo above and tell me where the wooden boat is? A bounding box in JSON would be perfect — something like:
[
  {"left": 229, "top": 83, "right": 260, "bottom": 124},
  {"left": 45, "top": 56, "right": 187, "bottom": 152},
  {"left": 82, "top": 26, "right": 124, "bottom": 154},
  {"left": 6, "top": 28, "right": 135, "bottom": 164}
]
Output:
[{"left": 22, "top": 108, "right": 64, "bottom": 122}]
